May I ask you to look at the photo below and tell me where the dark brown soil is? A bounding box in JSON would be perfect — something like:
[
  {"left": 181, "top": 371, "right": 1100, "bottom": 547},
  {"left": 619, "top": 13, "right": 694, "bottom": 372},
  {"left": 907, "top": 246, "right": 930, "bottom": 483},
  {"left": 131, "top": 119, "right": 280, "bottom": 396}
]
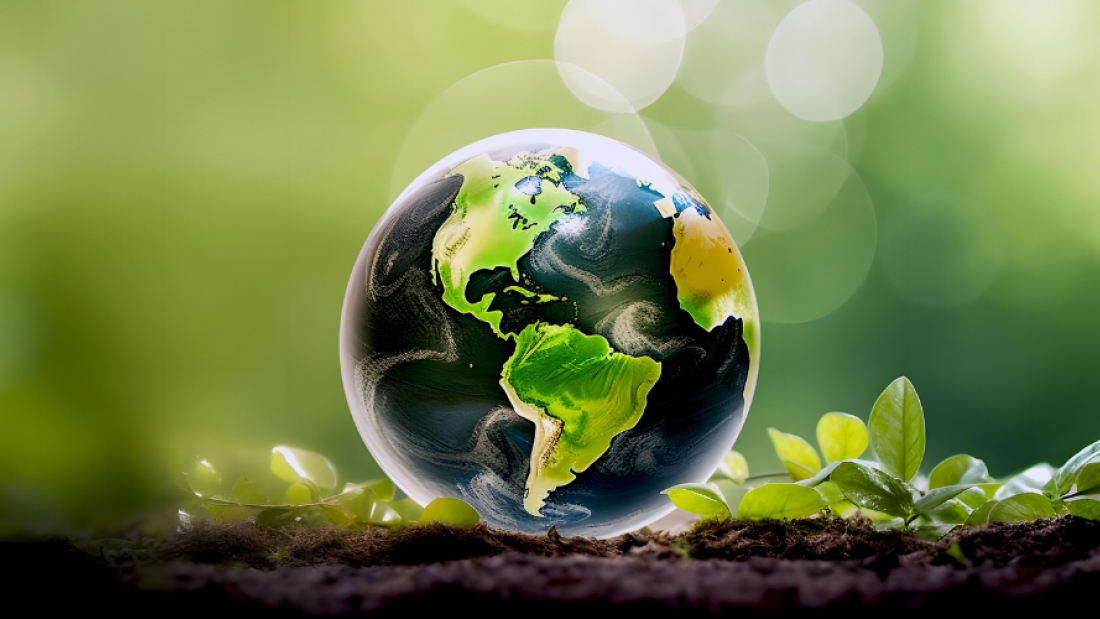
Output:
[{"left": 5, "top": 516, "right": 1100, "bottom": 616}]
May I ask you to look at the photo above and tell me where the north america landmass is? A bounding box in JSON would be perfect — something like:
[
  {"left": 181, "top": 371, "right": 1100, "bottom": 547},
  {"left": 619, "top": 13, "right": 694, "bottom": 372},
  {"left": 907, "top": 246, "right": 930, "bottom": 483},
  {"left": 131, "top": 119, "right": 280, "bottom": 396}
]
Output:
[{"left": 430, "top": 149, "right": 752, "bottom": 516}]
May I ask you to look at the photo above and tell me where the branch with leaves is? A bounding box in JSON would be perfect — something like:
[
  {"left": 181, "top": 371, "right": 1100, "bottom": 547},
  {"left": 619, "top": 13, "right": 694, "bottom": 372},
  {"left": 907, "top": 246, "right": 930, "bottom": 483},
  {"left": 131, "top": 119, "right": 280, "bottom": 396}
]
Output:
[{"left": 664, "top": 377, "right": 1100, "bottom": 539}]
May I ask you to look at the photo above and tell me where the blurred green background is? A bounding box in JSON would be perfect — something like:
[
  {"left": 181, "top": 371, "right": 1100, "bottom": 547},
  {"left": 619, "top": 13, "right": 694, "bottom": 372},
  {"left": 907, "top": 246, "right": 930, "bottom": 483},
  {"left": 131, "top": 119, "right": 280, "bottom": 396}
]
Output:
[{"left": 3, "top": 0, "right": 1100, "bottom": 529}]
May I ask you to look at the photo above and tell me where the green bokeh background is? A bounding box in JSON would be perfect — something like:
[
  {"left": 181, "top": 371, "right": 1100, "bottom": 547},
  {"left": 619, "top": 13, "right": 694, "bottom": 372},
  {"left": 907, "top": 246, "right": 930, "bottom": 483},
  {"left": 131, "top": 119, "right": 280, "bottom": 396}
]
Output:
[{"left": 3, "top": 1, "right": 1100, "bottom": 528}]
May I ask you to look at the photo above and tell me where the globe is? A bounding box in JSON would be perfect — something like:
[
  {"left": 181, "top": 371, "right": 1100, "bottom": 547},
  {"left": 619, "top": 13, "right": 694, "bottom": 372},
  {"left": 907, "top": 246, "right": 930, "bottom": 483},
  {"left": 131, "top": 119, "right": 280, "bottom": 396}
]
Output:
[{"left": 340, "top": 129, "right": 759, "bottom": 537}]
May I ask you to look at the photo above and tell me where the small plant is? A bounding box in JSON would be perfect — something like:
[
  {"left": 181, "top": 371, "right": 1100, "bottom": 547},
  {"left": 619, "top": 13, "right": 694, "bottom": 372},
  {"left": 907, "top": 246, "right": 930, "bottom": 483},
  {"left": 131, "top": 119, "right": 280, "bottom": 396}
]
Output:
[
  {"left": 180, "top": 446, "right": 480, "bottom": 530},
  {"left": 664, "top": 377, "right": 1100, "bottom": 538}
]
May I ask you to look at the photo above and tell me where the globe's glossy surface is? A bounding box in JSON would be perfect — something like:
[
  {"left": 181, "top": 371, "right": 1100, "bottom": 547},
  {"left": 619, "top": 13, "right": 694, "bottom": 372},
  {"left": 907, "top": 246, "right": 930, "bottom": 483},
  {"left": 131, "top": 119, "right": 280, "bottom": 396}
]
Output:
[{"left": 341, "top": 129, "right": 759, "bottom": 537}]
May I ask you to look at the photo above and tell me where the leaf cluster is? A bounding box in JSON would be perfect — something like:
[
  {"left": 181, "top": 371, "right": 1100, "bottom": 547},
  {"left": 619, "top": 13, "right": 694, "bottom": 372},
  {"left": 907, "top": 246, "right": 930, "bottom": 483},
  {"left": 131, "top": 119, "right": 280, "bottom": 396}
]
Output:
[
  {"left": 180, "top": 446, "right": 480, "bottom": 531},
  {"left": 664, "top": 377, "right": 1100, "bottom": 539}
]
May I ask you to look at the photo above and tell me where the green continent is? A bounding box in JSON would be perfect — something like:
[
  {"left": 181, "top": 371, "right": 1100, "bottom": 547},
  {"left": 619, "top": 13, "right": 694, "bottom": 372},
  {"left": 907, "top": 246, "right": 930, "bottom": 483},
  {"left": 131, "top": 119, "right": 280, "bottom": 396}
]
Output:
[
  {"left": 499, "top": 323, "right": 662, "bottom": 517},
  {"left": 432, "top": 154, "right": 582, "bottom": 338}
]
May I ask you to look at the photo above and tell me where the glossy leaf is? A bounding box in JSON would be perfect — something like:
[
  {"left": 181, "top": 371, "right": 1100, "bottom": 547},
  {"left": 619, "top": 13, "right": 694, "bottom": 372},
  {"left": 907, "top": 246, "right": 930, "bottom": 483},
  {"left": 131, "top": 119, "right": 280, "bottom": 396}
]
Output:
[
  {"left": 183, "top": 459, "right": 222, "bottom": 498},
  {"left": 912, "top": 523, "right": 957, "bottom": 540},
  {"left": 1074, "top": 462, "right": 1100, "bottom": 495},
  {"left": 829, "top": 461, "right": 914, "bottom": 519},
  {"left": 343, "top": 478, "right": 396, "bottom": 503},
  {"left": 767, "top": 428, "right": 822, "bottom": 481},
  {"left": 994, "top": 464, "right": 1056, "bottom": 500},
  {"left": 336, "top": 487, "right": 376, "bottom": 518},
  {"left": 737, "top": 484, "right": 828, "bottom": 521},
  {"left": 363, "top": 502, "right": 402, "bottom": 527},
  {"left": 283, "top": 483, "right": 312, "bottom": 505},
  {"left": 711, "top": 451, "right": 749, "bottom": 484},
  {"left": 956, "top": 487, "right": 989, "bottom": 509},
  {"left": 964, "top": 500, "right": 997, "bottom": 526},
  {"left": 663, "top": 483, "right": 731, "bottom": 520},
  {"left": 271, "top": 446, "right": 338, "bottom": 492},
  {"left": 1066, "top": 499, "right": 1100, "bottom": 521},
  {"left": 391, "top": 497, "right": 424, "bottom": 522},
  {"left": 929, "top": 455, "right": 993, "bottom": 489},
  {"left": 230, "top": 477, "right": 268, "bottom": 505},
  {"left": 868, "top": 377, "right": 925, "bottom": 483},
  {"left": 418, "top": 497, "right": 480, "bottom": 529},
  {"left": 815, "top": 481, "right": 846, "bottom": 505},
  {"left": 988, "top": 493, "right": 1056, "bottom": 523},
  {"left": 1050, "top": 439, "right": 1100, "bottom": 498},
  {"left": 816, "top": 413, "right": 868, "bottom": 463},
  {"left": 795, "top": 461, "right": 842, "bottom": 488},
  {"left": 914, "top": 485, "right": 970, "bottom": 514},
  {"left": 921, "top": 498, "right": 971, "bottom": 525}
]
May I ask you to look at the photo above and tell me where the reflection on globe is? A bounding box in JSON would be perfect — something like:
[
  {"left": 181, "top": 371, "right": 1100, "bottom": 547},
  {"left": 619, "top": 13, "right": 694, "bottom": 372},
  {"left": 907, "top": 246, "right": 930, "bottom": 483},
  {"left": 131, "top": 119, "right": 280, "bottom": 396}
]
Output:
[{"left": 340, "top": 129, "right": 759, "bottom": 537}]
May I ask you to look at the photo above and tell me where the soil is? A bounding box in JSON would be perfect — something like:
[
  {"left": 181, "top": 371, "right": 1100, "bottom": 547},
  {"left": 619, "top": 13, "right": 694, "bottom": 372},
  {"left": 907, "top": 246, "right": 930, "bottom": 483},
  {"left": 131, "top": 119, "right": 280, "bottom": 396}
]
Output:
[{"left": 5, "top": 516, "right": 1100, "bottom": 616}]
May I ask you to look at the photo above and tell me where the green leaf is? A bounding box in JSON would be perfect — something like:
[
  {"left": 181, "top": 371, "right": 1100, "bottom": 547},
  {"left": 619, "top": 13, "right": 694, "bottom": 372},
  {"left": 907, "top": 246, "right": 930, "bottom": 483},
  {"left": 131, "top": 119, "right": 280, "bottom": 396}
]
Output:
[
  {"left": 271, "top": 446, "right": 338, "bottom": 492},
  {"left": 737, "top": 484, "right": 829, "bottom": 521},
  {"left": 767, "top": 428, "right": 822, "bottom": 481},
  {"left": 956, "top": 487, "right": 989, "bottom": 509},
  {"left": 929, "top": 455, "right": 993, "bottom": 489},
  {"left": 183, "top": 459, "right": 222, "bottom": 498},
  {"left": 283, "top": 483, "right": 312, "bottom": 505},
  {"left": 815, "top": 481, "right": 846, "bottom": 505},
  {"left": 336, "top": 487, "right": 376, "bottom": 518},
  {"left": 1066, "top": 499, "right": 1100, "bottom": 521},
  {"left": 994, "top": 464, "right": 1056, "bottom": 500},
  {"left": 921, "top": 499, "right": 971, "bottom": 525},
  {"left": 363, "top": 502, "right": 402, "bottom": 527},
  {"left": 914, "top": 485, "right": 971, "bottom": 514},
  {"left": 794, "top": 461, "right": 842, "bottom": 488},
  {"left": 663, "top": 483, "right": 731, "bottom": 520},
  {"left": 912, "top": 523, "right": 957, "bottom": 540},
  {"left": 816, "top": 412, "right": 868, "bottom": 463},
  {"left": 1051, "top": 439, "right": 1100, "bottom": 498},
  {"left": 988, "top": 493, "right": 1056, "bottom": 523},
  {"left": 205, "top": 496, "right": 264, "bottom": 522},
  {"left": 391, "top": 497, "right": 424, "bottom": 523},
  {"left": 964, "top": 500, "right": 997, "bottom": 526},
  {"left": 417, "top": 497, "right": 480, "bottom": 529},
  {"left": 343, "top": 478, "right": 396, "bottom": 502},
  {"left": 868, "top": 377, "right": 925, "bottom": 483},
  {"left": 711, "top": 451, "right": 749, "bottom": 484},
  {"left": 829, "top": 461, "right": 914, "bottom": 519},
  {"left": 229, "top": 477, "right": 268, "bottom": 505},
  {"left": 1074, "top": 462, "right": 1100, "bottom": 495}
]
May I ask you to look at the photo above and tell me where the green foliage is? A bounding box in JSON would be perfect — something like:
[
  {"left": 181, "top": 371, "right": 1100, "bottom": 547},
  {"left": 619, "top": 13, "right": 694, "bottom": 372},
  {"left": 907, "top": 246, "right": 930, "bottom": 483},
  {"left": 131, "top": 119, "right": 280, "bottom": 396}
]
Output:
[
  {"left": 1049, "top": 439, "right": 1100, "bottom": 498},
  {"left": 767, "top": 428, "right": 821, "bottom": 481},
  {"left": 988, "top": 493, "right": 1056, "bottom": 523},
  {"left": 662, "top": 483, "right": 731, "bottom": 520},
  {"left": 1066, "top": 499, "right": 1100, "bottom": 521},
  {"left": 737, "top": 484, "right": 828, "bottom": 520},
  {"left": 929, "top": 455, "right": 993, "bottom": 488},
  {"left": 1075, "top": 462, "right": 1100, "bottom": 495},
  {"left": 956, "top": 487, "right": 989, "bottom": 509},
  {"left": 964, "top": 500, "right": 997, "bottom": 526},
  {"left": 868, "top": 377, "right": 925, "bottom": 484},
  {"left": 181, "top": 446, "right": 480, "bottom": 531},
  {"left": 710, "top": 451, "right": 749, "bottom": 484},
  {"left": 829, "top": 462, "right": 914, "bottom": 519},
  {"left": 995, "top": 464, "right": 1056, "bottom": 500},
  {"left": 816, "top": 412, "right": 868, "bottom": 463},
  {"left": 418, "top": 498, "right": 480, "bottom": 529}
]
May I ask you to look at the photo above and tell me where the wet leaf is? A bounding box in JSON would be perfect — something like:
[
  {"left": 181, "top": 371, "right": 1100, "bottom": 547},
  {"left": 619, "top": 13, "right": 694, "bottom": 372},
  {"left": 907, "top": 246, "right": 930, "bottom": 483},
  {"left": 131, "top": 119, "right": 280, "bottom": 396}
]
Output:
[
  {"left": 964, "top": 500, "right": 997, "bottom": 526},
  {"left": 914, "top": 485, "right": 970, "bottom": 514},
  {"left": 988, "top": 493, "right": 1056, "bottom": 523},
  {"left": 183, "top": 459, "right": 222, "bottom": 498},
  {"left": 418, "top": 497, "right": 480, "bottom": 529},
  {"left": 230, "top": 477, "right": 268, "bottom": 505},
  {"left": 829, "top": 461, "right": 914, "bottom": 519},
  {"left": 1066, "top": 499, "right": 1100, "bottom": 521},
  {"left": 711, "top": 451, "right": 749, "bottom": 484},
  {"left": 737, "top": 483, "right": 828, "bottom": 521},
  {"left": 271, "top": 446, "right": 338, "bottom": 492},
  {"left": 929, "top": 455, "right": 993, "bottom": 489},
  {"left": 1074, "top": 462, "right": 1100, "bottom": 495},
  {"left": 816, "top": 412, "right": 868, "bottom": 463},
  {"left": 391, "top": 497, "right": 424, "bottom": 523},
  {"left": 868, "top": 377, "right": 925, "bottom": 483},
  {"left": 663, "top": 483, "right": 730, "bottom": 520},
  {"left": 995, "top": 464, "right": 1056, "bottom": 500},
  {"left": 815, "top": 481, "right": 846, "bottom": 505},
  {"left": 283, "top": 483, "right": 312, "bottom": 505},
  {"left": 767, "top": 428, "right": 822, "bottom": 481},
  {"left": 1051, "top": 439, "right": 1100, "bottom": 498}
]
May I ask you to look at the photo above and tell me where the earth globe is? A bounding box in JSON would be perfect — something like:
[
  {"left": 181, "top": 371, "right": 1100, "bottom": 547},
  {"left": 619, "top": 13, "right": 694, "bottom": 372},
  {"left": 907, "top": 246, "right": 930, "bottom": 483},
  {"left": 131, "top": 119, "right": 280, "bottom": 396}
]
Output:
[{"left": 340, "top": 129, "right": 759, "bottom": 537}]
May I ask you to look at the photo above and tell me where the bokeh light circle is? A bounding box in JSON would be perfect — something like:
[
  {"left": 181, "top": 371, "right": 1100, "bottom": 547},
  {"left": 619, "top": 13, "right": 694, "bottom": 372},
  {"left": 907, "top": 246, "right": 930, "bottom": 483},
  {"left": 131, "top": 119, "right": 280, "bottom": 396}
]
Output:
[
  {"left": 740, "top": 163, "right": 877, "bottom": 324},
  {"left": 555, "top": 0, "right": 686, "bottom": 111},
  {"left": 879, "top": 196, "right": 1002, "bottom": 308},
  {"left": 765, "top": 0, "right": 884, "bottom": 122},
  {"left": 389, "top": 60, "right": 657, "bottom": 201}
]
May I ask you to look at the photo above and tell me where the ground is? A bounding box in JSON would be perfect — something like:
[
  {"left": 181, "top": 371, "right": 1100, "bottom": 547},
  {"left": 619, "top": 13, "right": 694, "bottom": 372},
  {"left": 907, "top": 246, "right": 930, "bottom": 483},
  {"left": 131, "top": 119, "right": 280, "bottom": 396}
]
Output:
[{"left": 5, "top": 515, "right": 1099, "bottom": 616}]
